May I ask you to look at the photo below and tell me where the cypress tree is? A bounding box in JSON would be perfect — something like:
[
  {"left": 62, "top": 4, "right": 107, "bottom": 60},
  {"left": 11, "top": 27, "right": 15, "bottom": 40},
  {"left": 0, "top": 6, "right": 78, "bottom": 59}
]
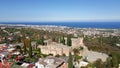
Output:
[
  {"left": 68, "top": 52, "right": 73, "bottom": 68},
  {"left": 28, "top": 38, "right": 32, "bottom": 58},
  {"left": 67, "top": 35, "right": 72, "bottom": 46},
  {"left": 100, "top": 36, "right": 103, "bottom": 46},
  {"left": 62, "top": 36, "right": 65, "bottom": 45},
  {"left": 23, "top": 39, "right": 27, "bottom": 54},
  {"left": 60, "top": 37, "right": 62, "bottom": 43},
  {"left": 60, "top": 36, "right": 65, "bottom": 45},
  {"left": 41, "top": 36, "right": 44, "bottom": 45},
  {"left": 36, "top": 42, "right": 38, "bottom": 49}
]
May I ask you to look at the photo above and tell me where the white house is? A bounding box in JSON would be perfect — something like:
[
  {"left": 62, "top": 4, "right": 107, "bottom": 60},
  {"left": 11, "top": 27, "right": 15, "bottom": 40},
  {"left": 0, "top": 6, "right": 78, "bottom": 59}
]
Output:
[
  {"left": 35, "top": 57, "right": 64, "bottom": 68},
  {"left": 79, "top": 61, "right": 89, "bottom": 67}
]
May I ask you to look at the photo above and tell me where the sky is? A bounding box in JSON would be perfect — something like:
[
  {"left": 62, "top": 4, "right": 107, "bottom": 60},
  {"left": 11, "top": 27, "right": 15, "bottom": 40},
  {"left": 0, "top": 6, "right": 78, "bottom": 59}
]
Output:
[{"left": 0, "top": 0, "right": 120, "bottom": 22}]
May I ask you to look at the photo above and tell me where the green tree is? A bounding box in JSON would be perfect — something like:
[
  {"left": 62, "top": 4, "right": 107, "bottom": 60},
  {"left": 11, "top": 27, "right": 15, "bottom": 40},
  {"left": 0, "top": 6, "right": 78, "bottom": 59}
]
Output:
[
  {"left": 37, "top": 36, "right": 44, "bottom": 45},
  {"left": 36, "top": 42, "right": 38, "bottom": 49},
  {"left": 23, "top": 39, "right": 27, "bottom": 54},
  {"left": 112, "top": 54, "right": 119, "bottom": 68},
  {"left": 67, "top": 35, "right": 72, "bottom": 46},
  {"left": 60, "top": 36, "right": 65, "bottom": 45},
  {"left": 74, "top": 55, "right": 82, "bottom": 62},
  {"left": 41, "top": 36, "right": 44, "bottom": 45},
  {"left": 28, "top": 38, "right": 32, "bottom": 58},
  {"left": 100, "top": 36, "right": 103, "bottom": 46},
  {"left": 68, "top": 52, "right": 73, "bottom": 68},
  {"left": 24, "top": 37, "right": 32, "bottom": 57},
  {"left": 52, "top": 36, "right": 59, "bottom": 43},
  {"left": 73, "top": 48, "right": 79, "bottom": 55},
  {"left": 111, "top": 36, "right": 118, "bottom": 46},
  {"left": 106, "top": 57, "right": 112, "bottom": 68},
  {"left": 79, "top": 46, "right": 84, "bottom": 50},
  {"left": 94, "top": 59, "right": 105, "bottom": 68}
]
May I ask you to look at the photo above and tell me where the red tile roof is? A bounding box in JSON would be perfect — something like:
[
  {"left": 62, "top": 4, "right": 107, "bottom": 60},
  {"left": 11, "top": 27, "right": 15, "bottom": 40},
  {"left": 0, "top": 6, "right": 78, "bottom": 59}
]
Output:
[
  {"left": 27, "top": 64, "right": 35, "bottom": 68},
  {"left": 0, "top": 62, "right": 13, "bottom": 68}
]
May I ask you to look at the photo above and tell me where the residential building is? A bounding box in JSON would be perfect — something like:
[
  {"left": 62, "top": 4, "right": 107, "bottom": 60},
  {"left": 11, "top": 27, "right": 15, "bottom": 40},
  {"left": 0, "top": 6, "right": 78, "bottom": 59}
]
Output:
[{"left": 35, "top": 56, "right": 68, "bottom": 68}]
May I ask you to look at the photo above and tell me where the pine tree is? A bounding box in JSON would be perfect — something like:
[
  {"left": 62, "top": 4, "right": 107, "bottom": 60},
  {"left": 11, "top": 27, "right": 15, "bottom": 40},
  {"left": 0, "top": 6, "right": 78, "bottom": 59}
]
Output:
[{"left": 68, "top": 52, "right": 73, "bottom": 68}]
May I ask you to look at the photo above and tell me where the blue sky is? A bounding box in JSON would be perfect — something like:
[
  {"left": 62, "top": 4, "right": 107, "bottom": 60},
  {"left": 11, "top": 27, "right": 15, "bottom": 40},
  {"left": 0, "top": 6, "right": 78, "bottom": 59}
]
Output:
[{"left": 0, "top": 0, "right": 120, "bottom": 22}]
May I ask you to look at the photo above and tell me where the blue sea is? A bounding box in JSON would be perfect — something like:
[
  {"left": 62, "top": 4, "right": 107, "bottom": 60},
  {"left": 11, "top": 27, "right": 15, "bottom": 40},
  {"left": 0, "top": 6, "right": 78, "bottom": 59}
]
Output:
[{"left": 0, "top": 22, "right": 120, "bottom": 29}]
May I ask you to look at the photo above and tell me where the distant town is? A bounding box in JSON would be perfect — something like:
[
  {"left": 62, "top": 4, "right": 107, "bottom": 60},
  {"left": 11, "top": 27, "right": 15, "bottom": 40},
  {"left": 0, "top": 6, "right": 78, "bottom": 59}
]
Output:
[{"left": 0, "top": 24, "right": 120, "bottom": 68}]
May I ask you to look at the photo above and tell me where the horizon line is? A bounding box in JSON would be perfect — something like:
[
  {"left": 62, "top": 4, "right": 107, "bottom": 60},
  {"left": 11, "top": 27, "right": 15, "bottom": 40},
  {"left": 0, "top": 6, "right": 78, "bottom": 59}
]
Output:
[{"left": 0, "top": 21, "right": 120, "bottom": 23}]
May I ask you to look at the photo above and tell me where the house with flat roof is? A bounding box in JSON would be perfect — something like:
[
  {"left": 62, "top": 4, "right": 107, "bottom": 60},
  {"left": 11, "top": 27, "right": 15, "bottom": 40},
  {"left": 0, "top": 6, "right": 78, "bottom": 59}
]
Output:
[{"left": 35, "top": 56, "right": 68, "bottom": 68}]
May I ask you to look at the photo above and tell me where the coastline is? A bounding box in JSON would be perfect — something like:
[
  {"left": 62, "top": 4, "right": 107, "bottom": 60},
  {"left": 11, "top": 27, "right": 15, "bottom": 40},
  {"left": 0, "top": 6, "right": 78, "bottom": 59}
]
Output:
[{"left": 0, "top": 22, "right": 120, "bottom": 29}]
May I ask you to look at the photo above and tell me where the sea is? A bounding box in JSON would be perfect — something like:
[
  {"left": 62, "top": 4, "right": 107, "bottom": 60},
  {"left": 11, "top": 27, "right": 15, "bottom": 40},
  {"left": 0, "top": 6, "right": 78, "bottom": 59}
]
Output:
[{"left": 0, "top": 22, "right": 120, "bottom": 29}]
